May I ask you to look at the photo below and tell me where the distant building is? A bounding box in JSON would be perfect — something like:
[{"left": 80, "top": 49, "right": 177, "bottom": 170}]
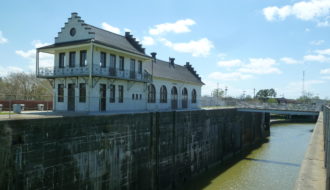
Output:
[{"left": 36, "top": 13, "right": 204, "bottom": 112}]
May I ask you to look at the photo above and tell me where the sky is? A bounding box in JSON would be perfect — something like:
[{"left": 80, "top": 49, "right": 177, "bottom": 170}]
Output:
[{"left": 0, "top": 0, "right": 330, "bottom": 99}]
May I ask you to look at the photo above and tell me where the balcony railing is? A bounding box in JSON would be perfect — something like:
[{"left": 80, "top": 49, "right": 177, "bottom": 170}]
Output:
[{"left": 37, "top": 66, "right": 152, "bottom": 82}]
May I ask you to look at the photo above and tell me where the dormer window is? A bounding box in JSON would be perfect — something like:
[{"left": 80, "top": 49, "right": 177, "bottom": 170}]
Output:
[{"left": 70, "top": 28, "right": 76, "bottom": 36}]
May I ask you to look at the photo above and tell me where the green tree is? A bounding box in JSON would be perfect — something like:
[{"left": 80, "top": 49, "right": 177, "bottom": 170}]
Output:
[
  {"left": 211, "top": 88, "right": 224, "bottom": 99},
  {"left": 256, "top": 88, "right": 277, "bottom": 101}
]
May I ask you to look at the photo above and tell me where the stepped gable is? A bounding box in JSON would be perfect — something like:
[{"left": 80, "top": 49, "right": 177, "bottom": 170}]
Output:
[
  {"left": 125, "top": 32, "right": 145, "bottom": 54},
  {"left": 184, "top": 62, "right": 201, "bottom": 80},
  {"left": 52, "top": 12, "right": 146, "bottom": 56}
]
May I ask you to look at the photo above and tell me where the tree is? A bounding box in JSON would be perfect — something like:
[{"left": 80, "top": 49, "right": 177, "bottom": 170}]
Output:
[
  {"left": 211, "top": 88, "right": 224, "bottom": 99},
  {"left": 256, "top": 88, "right": 277, "bottom": 101},
  {"left": 297, "top": 92, "right": 319, "bottom": 104},
  {"left": 0, "top": 72, "right": 52, "bottom": 100}
]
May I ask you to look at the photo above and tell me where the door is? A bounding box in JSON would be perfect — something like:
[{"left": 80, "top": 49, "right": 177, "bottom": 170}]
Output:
[
  {"left": 100, "top": 84, "right": 106, "bottom": 111},
  {"left": 171, "top": 87, "right": 178, "bottom": 109},
  {"left": 182, "top": 88, "right": 188, "bottom": 109},
  {"left": 68, "top": 83, "right": 75, "bottom": 111},
  {"left": 109, "top": 54, "right": 116, "bottom": 76},
  {"left": 130, "top": 59, "right": 135, "bottom": 79}
]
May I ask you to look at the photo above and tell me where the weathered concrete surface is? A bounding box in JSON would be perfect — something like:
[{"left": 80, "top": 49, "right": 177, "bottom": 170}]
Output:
[
  {"left": 0, "top": 109, "right": 269, "bottom": 190},
  {"left": 295, "top": 112, "right": 326, "bottom": 190}
]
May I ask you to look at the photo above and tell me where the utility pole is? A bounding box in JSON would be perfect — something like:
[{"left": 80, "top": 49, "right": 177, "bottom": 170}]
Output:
[
  {"left": 225, "top": 86, "right": 228, "bottom": 98},
  {"left": 302, "top": 70, "right": 305, "bottom": 97},
  {"left": 253, "top": 88, "right": 256, "bottom": 99}
]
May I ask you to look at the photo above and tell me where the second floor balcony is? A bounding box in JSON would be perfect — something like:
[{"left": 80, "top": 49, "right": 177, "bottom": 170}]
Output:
[{"left": 37, "top": 66, "right": 152, "bottom": 83}]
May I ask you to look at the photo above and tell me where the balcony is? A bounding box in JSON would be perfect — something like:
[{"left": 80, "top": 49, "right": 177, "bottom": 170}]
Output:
[{"left": 37, "top": 66, "right": 152, "bottom": 83}]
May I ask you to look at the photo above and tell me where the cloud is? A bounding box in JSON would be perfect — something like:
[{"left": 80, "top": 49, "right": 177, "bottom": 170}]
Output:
[
  {"left": 141, "top": 36, "right": 155, "bottom": 46},
  {"left": 124, "top": 28, "right": 131, "bottom": 32},
  {"left": 321, "top": 68, "right": 330, "bottom": 74},
  {"left": 238, "top": 58, "right": 282, "bottom": 74},
  {"left": 310, "top": 40, "right": 325, "bottom": 46},
  {"left": 160, "top": 38, "right": 214, "bottom": 57},
  {"left": 322, "top": 76, "right": 330, "bottom": 80},
  {"left": 208, "top": 71, "right": 252, "bottom": 81},
  {"left": 0, "top": 31, "right": 8, "bottom": 44},
  {"left": 0, "top": 66, "right": 23, "bottom": 76},
  {"left": 281, "top": 57, "right": 301, "bottom": 64},
  {"left": 304, "top": 54, "right": 329, "bottom": 62},
  {"left": 217, "top": 59, "right": 242, "bottom": 67},
  {"left": 217, "top": 53, "right": 227, "bottom": 59},
  {"left": 315, "top": 48, "right": 330, "bottom": 55},
  {"left": 16, "top": 40, "right": 53, "bottom": 71},
  {"left": 101, "top": 22, "right": 121, "bottom": 34},
  {"left": 263, "top": 0, "right": 330, "bottom": 23},
  {"left": 279, "top": 79, "right": 325, "bottom": 98},
  {"left": 149, "top": 19, "right": 196, "bottom": 35}
]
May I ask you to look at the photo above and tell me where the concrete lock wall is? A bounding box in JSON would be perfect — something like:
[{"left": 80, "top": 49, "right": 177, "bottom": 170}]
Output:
[{"left": 0, "top": 109, "right": 269, "bottom": 190}]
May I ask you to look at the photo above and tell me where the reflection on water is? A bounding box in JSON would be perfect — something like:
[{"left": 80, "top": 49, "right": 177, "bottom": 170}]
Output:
[{"left": 180, "top": 123, "right": 314, "bottom": 190}]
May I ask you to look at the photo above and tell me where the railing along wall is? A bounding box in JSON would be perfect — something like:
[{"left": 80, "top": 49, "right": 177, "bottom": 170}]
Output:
[
  {"left": 323, "top": 105, "right": 330, "bottom": 189},
  {"left": 38, "top": 66, "right": 152, "bottom": 82}
]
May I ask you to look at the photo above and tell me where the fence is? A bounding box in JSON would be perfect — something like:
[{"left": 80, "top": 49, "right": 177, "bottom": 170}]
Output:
[
  {"left": 323, "top": 105, "right": 330, "bottom": 189},
  {"left": 200, "top": 96, "right": 322, "bottom": 112},
  {"left": 0, "top": 94, "right": 53, "bottom": 111}
]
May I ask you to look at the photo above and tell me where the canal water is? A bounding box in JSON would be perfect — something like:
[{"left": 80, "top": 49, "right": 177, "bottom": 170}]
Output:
[{"left": 180, "top": 123, "right": 314, "bottom": 190}]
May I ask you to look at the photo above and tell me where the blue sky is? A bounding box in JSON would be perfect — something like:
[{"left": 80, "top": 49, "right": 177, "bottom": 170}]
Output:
[{"left": 0, "top": 0, "right": 330, "bottom": 99}]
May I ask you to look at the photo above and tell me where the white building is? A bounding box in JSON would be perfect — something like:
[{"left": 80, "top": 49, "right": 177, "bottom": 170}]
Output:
[{"left": 36, "top": 13, "right": 204, "bottom": 112}]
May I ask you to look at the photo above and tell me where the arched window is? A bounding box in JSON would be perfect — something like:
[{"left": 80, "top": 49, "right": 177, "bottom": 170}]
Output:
[
  {"left": 191, "top": 89, "right": 197, "bottom": 103},
  {"left": 148, "top": 84, "right": 156, "bottom": 103},
  {"left": 160, "top": 85, "right": 167, "bottom": 103},
  {"left": 171, "top": 86, "right": 178, "bottom": 109},
  {"left": 182, "top": 88, "right": 188, "bottom": 108}
]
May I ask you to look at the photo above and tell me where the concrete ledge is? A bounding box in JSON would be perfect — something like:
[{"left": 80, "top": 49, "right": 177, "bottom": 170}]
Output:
[{"left": 295, "top": 112, "right": 326, "bottom": 190}]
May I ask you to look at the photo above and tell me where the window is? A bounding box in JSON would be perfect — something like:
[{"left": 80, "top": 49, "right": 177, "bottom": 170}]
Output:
[
  {"left": 59, "top": 53, "right": 65, "bottom": 68},
  {"left": 119, "top": 56, "right": 124, "bottom": 71},
  {"left": 110, "top": 54, "right": 116, "bottom": 68},
  {"left": 182, "top": 88, "right": 188, "bottom": 109},
  {"left": 100, "top": 52, "right": 106, "bottom": 68},
  {"left": 69, "top": 52, "right": 75, "bottom": 67},
  {"left": 79, "top": 83, "right": 86, "bottom": 102},
  {"left": 58, "top": 84, "right": 64, "bottom": 102},
  {"left": 135, "top": 94, "right": 138, "bottom": 100},
  {"left": 160, "top": 85, "right": 167, "bottom": 103},
  {"left": 138, "top": 60, "right": 142, "bottom": 74},
  {"left": 132, "top": 94, "right": 135, "bottom": 100},
  {"left": 80, "top": 50, "right": 87, "bottom": 67},
  {"left": 130, "top": 59, "right": 136, "bottom": 79},
  {"left": 192, "top": 89, "right": 197, "bottom": 103},
  {"left": 110, "top": 85, "right": 115, "bottom": 103},
  {"left": 119, "top": 85, "right": 124, "bottom": 103},
  {"left": 148, "top": 84, "right": 156, "bottom": 103}
]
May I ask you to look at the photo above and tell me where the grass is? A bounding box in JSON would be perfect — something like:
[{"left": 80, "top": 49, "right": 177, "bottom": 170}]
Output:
[{"left": 0, "top": 112, "right": 16, "bottom": 115}]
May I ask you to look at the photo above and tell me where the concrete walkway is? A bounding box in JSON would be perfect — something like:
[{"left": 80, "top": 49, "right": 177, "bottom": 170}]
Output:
[
  {"left": 295, "top": 112, "right": 326, "bottom": 190},
  {"left": 0, "top": 108, "right": 210, "bottom": 121}
]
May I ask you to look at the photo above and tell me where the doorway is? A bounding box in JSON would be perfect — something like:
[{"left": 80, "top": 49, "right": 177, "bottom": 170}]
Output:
[
  {"left": 100, "top": 84, "right": 106, "bottom": 111},
  {"left": 67, "top": 83, "right": 75, "bottom": 111}
]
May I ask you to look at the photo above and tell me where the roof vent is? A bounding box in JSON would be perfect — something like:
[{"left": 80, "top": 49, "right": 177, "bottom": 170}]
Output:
[
  {"left": 185, "top": 62, "right": 201, "bottom": 80},
  {"left": 125, "top": 32, "right": 145, "bottom": 54},
  {"left": 71, "top": 12, "right": 78, "bottom": 17},
  {"left": 169, "top": 57, "right": 175, "bottom": 67},
  {"left": 151, "top": 52, "right": 157, "bottom": 60}
]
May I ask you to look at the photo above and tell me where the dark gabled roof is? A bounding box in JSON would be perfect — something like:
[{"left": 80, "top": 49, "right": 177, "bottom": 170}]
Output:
[
  {"left": 86, "top": 24, "right": 146, "bottom": 56},
  {"left": 46, "top": 13, "right": 147, "bottom": 57},
  {"left": 144, "top": 59, "right": 204, "bottom": 85}
]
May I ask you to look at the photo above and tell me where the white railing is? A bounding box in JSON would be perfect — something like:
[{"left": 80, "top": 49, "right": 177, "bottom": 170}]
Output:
[{"left": 38, "top": 67, "right": 152, "bottom": 82}]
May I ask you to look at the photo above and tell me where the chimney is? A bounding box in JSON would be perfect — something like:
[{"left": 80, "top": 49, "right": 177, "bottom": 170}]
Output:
[
  {"left": 169, "top": 57, "right": 175, "bottom": 67},
  {"left": 151, "top": 52, "right": 157, "bottom": 60},
  {"left": 71, "top": 12, "right": 78, "bottom": 17}
]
